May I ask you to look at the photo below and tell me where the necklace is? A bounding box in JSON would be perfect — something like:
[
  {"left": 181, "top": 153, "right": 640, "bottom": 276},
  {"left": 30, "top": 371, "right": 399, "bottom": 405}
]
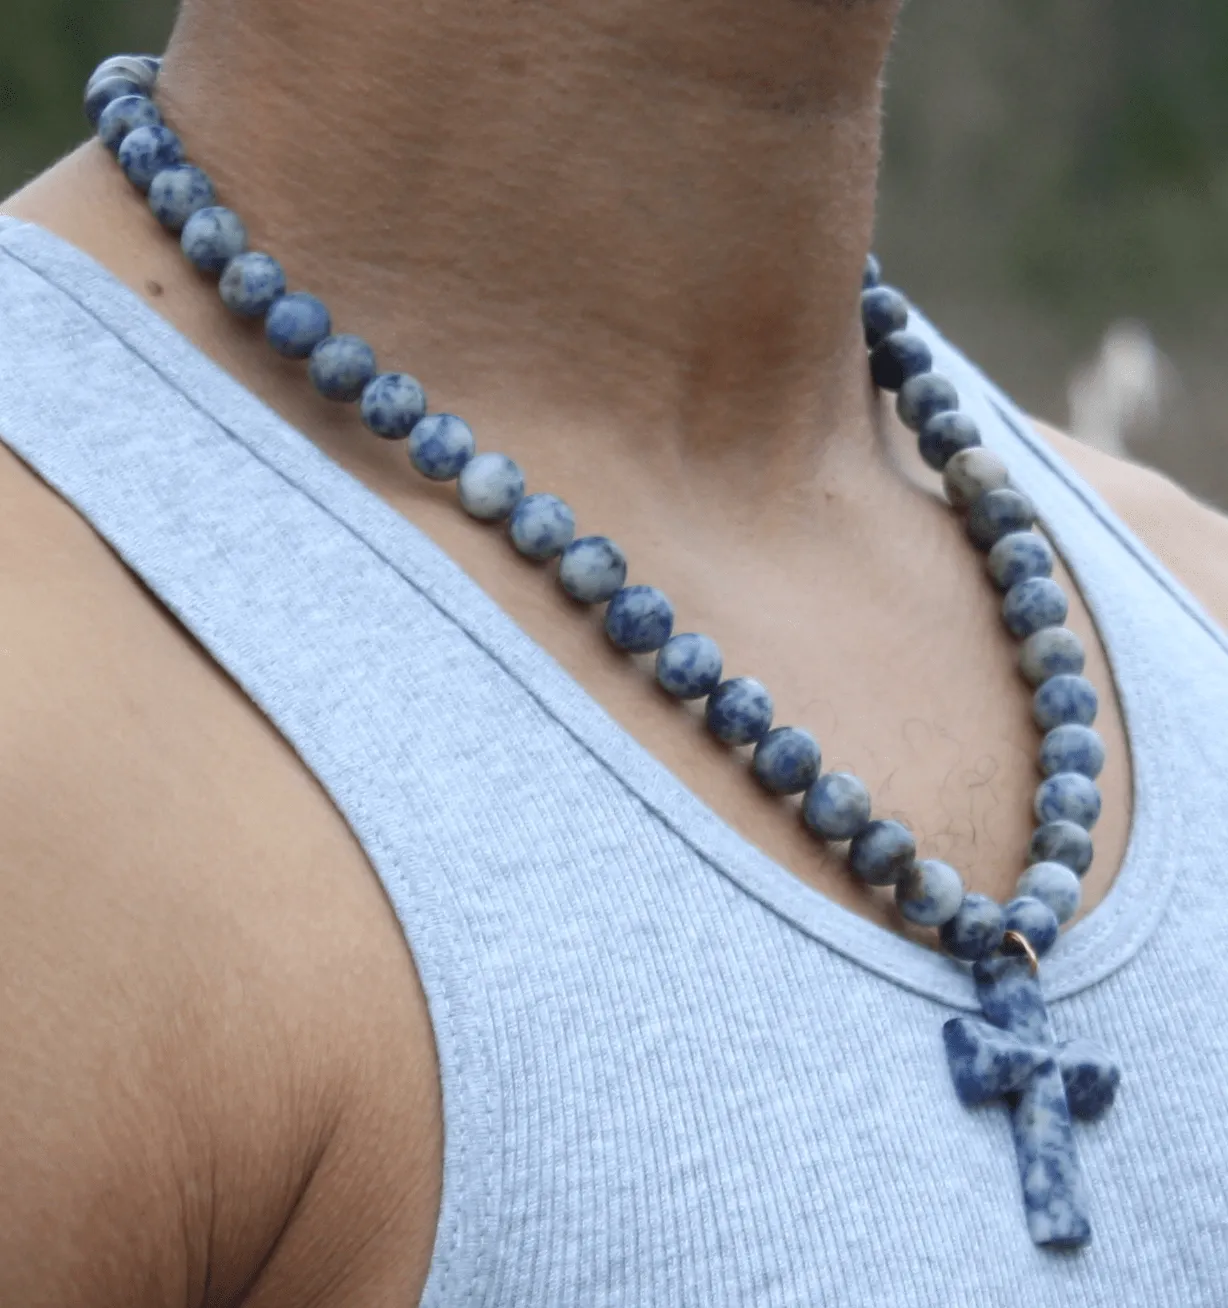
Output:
[{"left": 86, "top": 54, "right": 1123, "bottom": 1249}]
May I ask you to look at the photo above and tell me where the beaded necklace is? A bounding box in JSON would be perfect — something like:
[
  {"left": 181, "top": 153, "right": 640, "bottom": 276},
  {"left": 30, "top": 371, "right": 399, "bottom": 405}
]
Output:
[{"left": 85, "top": 53, "right": 1122, "bottom": 1249}]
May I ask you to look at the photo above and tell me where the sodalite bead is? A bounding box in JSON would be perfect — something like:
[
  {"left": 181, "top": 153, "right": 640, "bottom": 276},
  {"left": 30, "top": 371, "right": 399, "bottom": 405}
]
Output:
[
  {"left": 943, "top": 447, "right": 1009, "bottom": 510},
  {"left": 1029, "top": 820, "right": 1094, "bottom": 876},
  {"left": 117, "top": 124, "right": 183, "bottom": 191},
  {"left": 802, "top": 772, "right": 872, "bottom": 841},
  {"left": 509, "top": 493, "right": 576, "bottom": 561},
  {"left": 218, "top": 252, "right": 286, "bottom": 317},
  {"left": 265, "top": 292, "right": 332, "bottom": 358},
  {"left": 706, "top": 677, "right": 774, "bottom": 746},
  {"left": 559, "top": 536, "right": 627, "bottom": 603},
  {"left": 87, "top": 55, "right": 158, "bottom": 100},
  {"left": 1003, "top": 576, "right": 1069, "bottom": 639},
  {"left": 1003, "top": 896, "right": 1061, "bottom": 955},
  {"left": 1035, "top": 773, "right": 1102, "bottom": 829},
  {"left": 752, "top": 727, "right": 821, "bottom": 795},
  {"left": 656, "top": 632, "right": 723, "bottom": 699},
  {"left": 309, "top": 334, "right": 377, "bottom": 402},
  {"left": 181, "top": 206, "right": 247, "bottom": 275},
  {"left": 1019, "top": 626, "right": 1085, "bottom": 687},
  {"left": 361, "top": 373, "right": 428, "bottom": 440},
  {"left": 869, "top": 332, "right": 933, "bottom": 392},
  {"left": 919, "top": 411, "right": 980, "bottom": 471},
  {"left": 988, "top": 531, "right": 1053, "bottom": 591},
  {"left": 84, "top": 75, "right": 146, "bottom": 128},
  {"left": 863, "top": 253, "right": 882, "bottom": 289},
  {"left": 940, "top": 893, "right": 1006, "bottom": 961},
  {"left": 896, "top": 859, "right": 965, "bottom": 927},
  {"left": 408, "top": 413, "right": 473, "bottom": 478},
  {"left": 1034, "top": 674, "right": 1098, "bottom": 730},
  {"left": 457, "top": 452, "right": 525, "bottom": 521},
  {"left": 897, "top": 373, "right": 958, "bottom": 432},
  {"left": 848, "top": 819, "right": 916, "bottom": 887},
  {"left": 1018, "top": 861, "right": 1082, "bottom": 925},
  {"left": 97, "top": 94, "right": 161, "bottom": 153},
  {"left": 1040, "top": 724, "right": 1105, "bottom": 779},
  {"left": 967, "top": 487, "right": 1036, "bottom": 550},
  {"left": 861, "top": 286, "right": 908, "bottom": 348},
  {"left": 148, "top": 164, "right": 215, "bottom": 232},
  {"left": 605, "top": 585, "right": 675, "bottom": 654}
]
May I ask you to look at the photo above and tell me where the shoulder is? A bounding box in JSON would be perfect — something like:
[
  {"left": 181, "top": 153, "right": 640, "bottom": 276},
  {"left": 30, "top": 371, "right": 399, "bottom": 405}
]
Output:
[
  {"left": 0, "top": 442, "right": 440, "bottom": 1304},
  {"left": 1032, "top": 420, "right": 1228, "bottom": 634}
]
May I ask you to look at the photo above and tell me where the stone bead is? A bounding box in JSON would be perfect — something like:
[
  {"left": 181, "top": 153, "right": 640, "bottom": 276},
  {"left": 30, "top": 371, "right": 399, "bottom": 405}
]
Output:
[
  {"left": 84, "top": 75, "right": 146, "bottom": 128},
  {"left": 218, "top": 252, "right": 286, "bottom": 318},
  {"left": 1003, "top": 895, "right": 1060, "bottom": 956},
  {"left": 869, "top": 332, "right": 933, "bottom": 392},
  {"left": 988, "top": 531, "right": 1053, "bottom": 591},
  {"left": 558, "top": 536, "right": 628, "bottom": 604},
  {"left": 1039, "top": 724, "right": 1105, "bottom": 780},
  {"left": 1034, "top": 674, "right": 1098, "bottom": 730},
  {"left": 181, "top": 206, "right": 247, "bottom": 275},
  {"left": 862, "top": 252, "right": 882, "bottom": 289},
  {"left": 97, "top": 94, "right": 161, "bottom": 153},
  {"left": 1019, "top": 626, "right": 1086, "bottom": 687},
  {"left": 705, "top": 677, "right": 774, "bottom": 746},
  {"left": 605, "top": 585, "right": 675, "bottom": 654},
  {"left": 655, "top": 632, "right": 723, "bottom": 700},
  {"left": 1029, "top": 820, "right": 1094, "bottom": 877},
  {"left": 509, "top": 493, "right": 576, "bottom": 561},
  {"left": 361, "top": 374, "right": 428, "bottom": 440},
  {"left": 148, "top": 164, "right": 216, "bottom": 233},
  {"left": 802, "top": 771, "right": 873, "bottom": 841},
  {"left": 265, "top": 292, "right": 332, "bottom": 359},
  {"left": 1035, "top": 773, "right": 1102, "bottom": 829},
  {"left": 861, "top": 286, "right": 908, "bottom": 348},
  {"left": 1017, "top": 861, "right": 1082, "bottom": 925},
  {"left": 967, "top": 487, "right": 1036, "bottom": 550},
  {"left": 457, "top": 452, "right": 525, "bottom": 521},
  {"left": 848, "top": 819, "right": 916, "bottom": 887},
  {"left": 752, "top": 727, "right": 822, "bottom": 796},
  {"left": 896, "top": 859, "right": 965, "bottom": 927},
  {"left": 408, "top": 413, "right": 474, "bottom": 479},
  {"left": 1003, "top": 576, "right": 1069, "bottom": 639},
  {"left": 940, "top": 893, "right": 1006, "bottom": 962},
  {"left": 308, "top": 334, "right": 377, "bottom": 402},
  {"left": 919, "top": 411, "right": 980, "bottom": 471},
  {"left": 117, "top": 124, "right": 184, "bottom": 191},
  {"left": 943, "top": 447, "right": 1010, "bottom": 510},
  {"left": 897, "top": 373, "right": 959, "bottom": 433},
  {"left": 87, "top": 55, "right": 158, "bottom": 99}
]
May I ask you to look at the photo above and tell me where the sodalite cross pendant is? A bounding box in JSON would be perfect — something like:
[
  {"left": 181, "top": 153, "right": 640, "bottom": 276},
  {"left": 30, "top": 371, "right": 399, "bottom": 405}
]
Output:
[{"left": 943, "top": 954, "right": 1121, "bottom": 1248}]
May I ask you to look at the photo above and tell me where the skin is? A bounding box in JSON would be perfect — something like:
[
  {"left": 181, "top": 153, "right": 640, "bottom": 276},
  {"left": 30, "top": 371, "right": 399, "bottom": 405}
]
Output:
[{"left": 1, "top": 0, "right": 1227, "bottom": 1302}]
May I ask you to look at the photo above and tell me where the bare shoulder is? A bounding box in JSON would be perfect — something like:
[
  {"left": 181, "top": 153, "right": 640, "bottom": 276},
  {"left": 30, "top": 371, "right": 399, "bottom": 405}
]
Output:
[
  {"left": 1033, "top": 419, "right": 1228, "bottom": 633},
  {"left": 0, "top": 443, "right": 441, "bottom": 1306}
]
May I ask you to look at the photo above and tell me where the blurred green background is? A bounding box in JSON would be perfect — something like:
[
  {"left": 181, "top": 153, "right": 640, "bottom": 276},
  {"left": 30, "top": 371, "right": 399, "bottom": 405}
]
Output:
[{"left": 2, "top": 0, "right": 1226, "bottom": 508}]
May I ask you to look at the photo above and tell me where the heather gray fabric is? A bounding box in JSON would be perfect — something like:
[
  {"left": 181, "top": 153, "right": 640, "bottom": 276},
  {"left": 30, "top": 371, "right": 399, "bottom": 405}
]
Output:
[{"left": 1, "top": 215, "right": 1225, "bottom": 1305}]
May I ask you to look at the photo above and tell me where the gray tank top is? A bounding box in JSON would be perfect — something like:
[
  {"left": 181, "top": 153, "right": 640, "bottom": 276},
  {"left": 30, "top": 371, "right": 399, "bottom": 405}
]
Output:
[{"left": 1, "top": 216, "right": 1225, "bottom": 1305}]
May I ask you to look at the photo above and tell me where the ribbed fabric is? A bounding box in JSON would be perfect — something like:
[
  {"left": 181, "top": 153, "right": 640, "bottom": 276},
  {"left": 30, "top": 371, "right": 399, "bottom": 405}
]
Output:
[{"left": 0, "top": 215, "right": 1225, "bottom": 1305}]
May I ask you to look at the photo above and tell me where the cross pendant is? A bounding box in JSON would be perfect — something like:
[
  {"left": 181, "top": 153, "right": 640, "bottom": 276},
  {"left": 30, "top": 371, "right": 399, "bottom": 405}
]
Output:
[{"left": 943, "top": 954, "right": 1121, "bottom": 1248}]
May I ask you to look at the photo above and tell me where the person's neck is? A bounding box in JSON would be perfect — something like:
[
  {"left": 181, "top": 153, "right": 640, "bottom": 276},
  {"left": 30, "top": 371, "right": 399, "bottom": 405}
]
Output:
[{"left": 155, "top": 0, "right": 899, "bottom": 508}]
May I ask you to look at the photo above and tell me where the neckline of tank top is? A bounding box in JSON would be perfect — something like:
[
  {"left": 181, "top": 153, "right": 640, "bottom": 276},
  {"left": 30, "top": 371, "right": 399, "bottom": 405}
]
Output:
[{"left": 0, "top": 215, "right": 1194, "bottom": 1010}]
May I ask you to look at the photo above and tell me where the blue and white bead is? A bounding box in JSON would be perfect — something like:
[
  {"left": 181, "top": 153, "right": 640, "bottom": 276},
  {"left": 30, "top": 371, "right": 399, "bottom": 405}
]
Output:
[
  {"left": 967, "top": 487, "right": 1036, "bottom": 550},
  {"left": 309, "top": 334, "right": 377, "bottom": 402},
  {"left": 86, "top": 54, "right": 157, "bottom": 104},
  {"left": 897, "top": 373, "right": 958, "bottom": 433},
  {"left": 265, "top": 292, "right": 332, "bottom": 359},
  {"left": 752, "top": 727, "right": 821, "bottom": 795},
  {"left": 117, "top": 124, "right": 183, "bottom": 191},
  {"left": 558, "top": 536, "right": 627, "bottom": 604},
  {"left": 943, "top": 447, "right": 1009, "bottom": 510},
  {"left": 861, "top": 286, "right": 908, "bottom": 348},
  {"left": 705, "top": 677, "right": 774, "bottom": 746},
  {"left": 1029, "top": 820, "right": 1094, "bottom": 876},
  {"left": 896, "top": 859, "right": 965, "bottom": 927},
  {"left": 181, "top": 206, "right": 247, "bottom": 275},
  {"left": 862, "top": 253, "right": 882, "bottom": 289},
  {"left": 97, "top": 94, "right": 161, "bottom": 153},
  {"left": 148, "top": 164, "right": 215, "bottom": 232},
  {"left": 1033, "top": 674, "right": 1098, "bottom": 730},
  {"left": 457, "top": 452, "right": 525, "bottom": 521},
  {"left": 408, "top": 413, "right": 474, "bottom": 479},
  {"left": 509, "top": 493, "right": 576, "bottom": 561},
  {"left": 85, "top": 73, "right": 148, "bottom": 128},
  {"left": 869, "top": 331, "right": 933, "bottom": 392},
  {"left": 919, "top": 411, "right": 980, "bottom": 471},
  {"left": 361, "top": 373, "right": 427, "bottom": 440},
  {"left": 1003, "top": 577, "right": 1069, "bottom": 639},
  {"left": 940, "top": 893, "right": 1006, "bottom": 961},
  {"left": 218, "top": 252, "right": 286, "bottom": 318},
  {"left": 988, "top": 531, "right": 1054, "bottom": 591},
  {"left": 849, "top": 819, "right": 916, "bottom": 887},
  {"left": 1035, "top": 773, "right": 1102, "bottom": 829},
  {"left": 605, "top": 585, "right": 675, "bottom": 654},
  {"left": 656, "top": 633, "right": 723, "bottom": 700},
  {"left": 802, "top": 771, "right": 872, "bottom": 841},
  {"left": 1019, "top": 626, "right": 1085, "bottom": 687},
  {"left": 1017, "top": 861, "right": 1082, "bottom": 925},
  {"left": 1003, "top": 895, "right": 1060, "bottom": 955},
  {"left": 1039, "top": 724, "right": 1105, "bottom": 780}
]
